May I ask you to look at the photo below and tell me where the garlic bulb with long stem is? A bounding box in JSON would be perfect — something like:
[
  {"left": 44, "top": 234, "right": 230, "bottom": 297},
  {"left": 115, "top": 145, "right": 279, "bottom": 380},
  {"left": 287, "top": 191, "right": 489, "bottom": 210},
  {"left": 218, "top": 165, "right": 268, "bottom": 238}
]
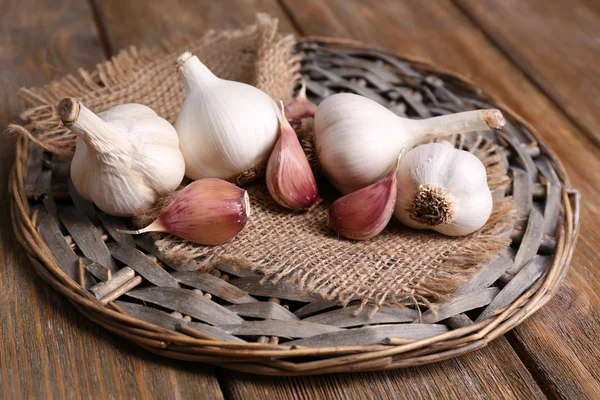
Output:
[
  {"left": 119, "top": 178, "right": 250, "bottom": 245},
  {"left": 314, "top": 93, "right": 505, "bottom": 194},
  {"left": 175, "top": 51, "right": 280, "bottom": 183},
  {"left": 58, "top": 98, "right": 185, "bottom": 217},
  {"left": 394, "top": 143, "right": 492, "bottom": 236}
]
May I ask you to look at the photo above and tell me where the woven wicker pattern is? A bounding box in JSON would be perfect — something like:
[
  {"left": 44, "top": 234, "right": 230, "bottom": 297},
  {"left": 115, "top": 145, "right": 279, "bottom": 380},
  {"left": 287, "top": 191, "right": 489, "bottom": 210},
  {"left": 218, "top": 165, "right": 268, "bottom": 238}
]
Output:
[
  {"left": 155, "top": 144, "right": 515, "bottom": 310},
  {"left": 9, "top": 38, "right": 579, "bottom": 375}
]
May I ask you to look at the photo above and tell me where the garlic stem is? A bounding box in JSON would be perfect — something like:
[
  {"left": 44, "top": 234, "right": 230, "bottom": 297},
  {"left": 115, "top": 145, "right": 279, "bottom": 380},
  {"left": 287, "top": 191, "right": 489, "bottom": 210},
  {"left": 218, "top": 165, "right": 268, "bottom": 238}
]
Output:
[
  {"left": 176, "top": 51, "right": 218, "bottom": 93},
  {"left": 411, "top": 109, "right": 505, "bottom": 141},
  {"left": 57, "top": 98, "right": 117, "bottom": 153}
]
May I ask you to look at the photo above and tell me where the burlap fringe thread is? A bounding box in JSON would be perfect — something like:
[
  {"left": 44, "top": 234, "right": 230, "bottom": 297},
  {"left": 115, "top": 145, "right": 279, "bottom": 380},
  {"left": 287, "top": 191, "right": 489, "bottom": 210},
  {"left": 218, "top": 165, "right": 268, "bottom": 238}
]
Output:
[{"left": 7, "top": 14, "right": 516, "bottom": 314}]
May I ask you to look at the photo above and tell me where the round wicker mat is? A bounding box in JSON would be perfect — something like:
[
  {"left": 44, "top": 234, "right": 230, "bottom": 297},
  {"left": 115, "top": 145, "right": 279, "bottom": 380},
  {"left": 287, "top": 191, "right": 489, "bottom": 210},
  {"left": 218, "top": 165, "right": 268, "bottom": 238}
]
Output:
[{"left": 9, "top": 38, "right": 580, "bottom": 375}]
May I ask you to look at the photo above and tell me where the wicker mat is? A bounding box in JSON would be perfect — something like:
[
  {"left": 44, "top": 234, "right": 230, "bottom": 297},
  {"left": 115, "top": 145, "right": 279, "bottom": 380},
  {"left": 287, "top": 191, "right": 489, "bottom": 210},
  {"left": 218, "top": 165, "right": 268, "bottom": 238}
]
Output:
[{"left": 8, "top": 14, "right": 515, "bottom": 312}]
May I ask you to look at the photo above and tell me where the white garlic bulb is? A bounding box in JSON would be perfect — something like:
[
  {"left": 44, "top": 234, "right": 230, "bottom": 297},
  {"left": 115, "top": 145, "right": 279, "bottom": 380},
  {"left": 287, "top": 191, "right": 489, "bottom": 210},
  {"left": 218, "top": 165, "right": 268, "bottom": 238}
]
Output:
[
  {"left": 314, "top": 93, "right": 505, "bottom": 194},
  {"left": 174, "top": 51, "right": 280, "bottom": 182},
  {"left": 394, "top": 143, "right": 492, "bottom": 236},
  {"left": 58, "top": 98, "right": 185, "bottom": 217}
]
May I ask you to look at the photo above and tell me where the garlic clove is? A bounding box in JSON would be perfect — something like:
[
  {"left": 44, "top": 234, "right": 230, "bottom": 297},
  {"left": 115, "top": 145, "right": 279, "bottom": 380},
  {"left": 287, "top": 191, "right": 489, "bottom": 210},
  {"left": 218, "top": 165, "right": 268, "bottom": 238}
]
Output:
[
  {"left": 119, "top": 178, "right": 250, "bottom": 245},
  {"left": 266, "top": 102, "right": 320, "bottom": 211},
  {"left": 328, "top": 155, "right": 401, "bottom": 240},
  {"left": 284, "top": 81, "right": 318, "bottom": 130}
]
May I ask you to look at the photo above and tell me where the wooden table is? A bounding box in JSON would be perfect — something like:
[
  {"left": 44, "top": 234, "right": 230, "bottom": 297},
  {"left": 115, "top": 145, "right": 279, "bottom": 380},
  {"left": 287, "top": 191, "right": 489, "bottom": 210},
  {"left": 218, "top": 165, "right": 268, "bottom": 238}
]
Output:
[{"left": 1, "top": 1, "right": 599, "bottom": 398}]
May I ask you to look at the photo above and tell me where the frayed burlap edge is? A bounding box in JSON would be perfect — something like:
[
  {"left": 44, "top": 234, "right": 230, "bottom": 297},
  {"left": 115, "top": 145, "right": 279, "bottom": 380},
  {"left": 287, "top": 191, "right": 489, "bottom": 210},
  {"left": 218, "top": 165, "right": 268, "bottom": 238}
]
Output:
[{"left": 5, "top": 13, "right": 301, "bottom": 160}]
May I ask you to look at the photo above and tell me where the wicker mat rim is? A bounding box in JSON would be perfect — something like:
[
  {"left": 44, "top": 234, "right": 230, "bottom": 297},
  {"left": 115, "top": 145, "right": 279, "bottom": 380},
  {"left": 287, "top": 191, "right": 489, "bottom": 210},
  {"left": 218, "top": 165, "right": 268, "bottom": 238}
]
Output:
[{"left": 8, "top": 38, "right": 580, "bottom": 375}]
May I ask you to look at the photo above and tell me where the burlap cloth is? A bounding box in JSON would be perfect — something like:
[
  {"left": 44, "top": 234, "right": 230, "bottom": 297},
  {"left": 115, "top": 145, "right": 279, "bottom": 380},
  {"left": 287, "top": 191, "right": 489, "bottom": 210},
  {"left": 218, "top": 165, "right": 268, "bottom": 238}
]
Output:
[{"left": 9, "top": 14, "right": 515, "bottom": 312}]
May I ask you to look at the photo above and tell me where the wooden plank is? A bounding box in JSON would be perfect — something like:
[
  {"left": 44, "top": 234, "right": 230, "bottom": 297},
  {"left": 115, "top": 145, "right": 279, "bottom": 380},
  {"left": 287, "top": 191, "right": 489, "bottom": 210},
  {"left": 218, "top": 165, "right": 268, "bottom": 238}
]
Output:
[
  {"left": 222, "top": 339, "right": 544, "bottom": 399},
  {"left": 506, "top": 279, "right": 600, "bottom": 399},
  {"left": 226, "top": 302, "right": 299, "bottom": 321},
  {"left": 126, "top": 287, "right": 244, "bottom": 326},
  {"left": 107, "top": 242, "right": 179, "bottom": 288},
  {"left": 303, "top": 304, "right": 418, "bottom": 328},
  {"left": 94, "top": 0, "right": 296, "bottom": 52},
  {"left": 218, "top": 321, "right": 342, "bottom": 338},
  {"left": 0, "top": 0, "right": 223, "bottom": 398},
  {"left": 58, "top": 205, "right": 119, "bottom": 272},
  {"left": 280, "top": 0, "right": 584, "bottom": 397},
  {"left": 454, "top": 0, "right": 600, "bottom": 147},
  {"left": 286, "top": 324, "right": 448, "bottom": 348},
  {"left": 172, "top": 271, "right": 259, "bottom": 304}
]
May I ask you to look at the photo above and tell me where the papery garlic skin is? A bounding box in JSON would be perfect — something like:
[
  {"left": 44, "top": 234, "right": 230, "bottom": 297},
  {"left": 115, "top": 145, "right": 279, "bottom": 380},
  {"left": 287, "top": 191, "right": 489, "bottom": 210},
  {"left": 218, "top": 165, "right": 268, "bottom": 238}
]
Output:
[
  {"left": 394, "top": 143, "right": 493, "bottom": 236},
  {"left": 175, "top": 52, "right": 279, "bottom": 182},
  {"left": 59, "top": 98, "right": 185, "bottom": 217},
  {"left": 314, "top": 93, "right": 505, "bottom": 194}
]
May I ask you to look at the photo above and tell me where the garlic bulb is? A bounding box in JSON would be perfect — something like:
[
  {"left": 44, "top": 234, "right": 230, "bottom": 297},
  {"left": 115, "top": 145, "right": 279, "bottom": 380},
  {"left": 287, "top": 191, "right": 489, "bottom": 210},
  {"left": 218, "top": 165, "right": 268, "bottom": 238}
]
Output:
[
  {"left": 175, "top": 51, "right": 279, "bottom": 183},
  {"left": 119, "top": 178, "right": 250, "bottom": 245},
  {"left": 314, "top": 93, "right": 505, "bottom": 194},
  {"left": 394, "top": 143, "right": 492, "bottom": 236},
  {"left": 58, "top": 98, "right": 185, "bottom": 217}
]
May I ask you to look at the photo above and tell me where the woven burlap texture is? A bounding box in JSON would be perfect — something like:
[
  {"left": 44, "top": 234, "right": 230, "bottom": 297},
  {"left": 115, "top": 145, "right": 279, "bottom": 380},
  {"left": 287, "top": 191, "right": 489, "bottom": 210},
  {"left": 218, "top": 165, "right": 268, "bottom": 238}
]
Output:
[
  {"left": 9, "top": 14, "right": 515, "bottom": 311},
  {"left": 8, "top": 13, "right": 300, "bottom": 158},
  {"left": 151, "top": 134, "right": 515, "bottom": 311}
]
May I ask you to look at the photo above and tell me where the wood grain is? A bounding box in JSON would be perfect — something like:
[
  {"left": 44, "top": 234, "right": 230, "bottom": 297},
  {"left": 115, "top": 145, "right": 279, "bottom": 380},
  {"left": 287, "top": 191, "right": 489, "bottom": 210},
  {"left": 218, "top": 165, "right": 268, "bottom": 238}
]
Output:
[
  {"left": 221, "top": 338, "right": 544, "bottom": 400},
  {"left": 453, "top": 0, "right": 600, "bottom": 147},
  {"left": 92, "top": 0, "right": 296, "bottom": 53},
  {"left": 90, "top": 0, "right": 547, "bottom": 397},
  {"left": 2, "top": 0, "right": 598, "bottom": 398},
  {"left": 282, "top": 0, "right": 600, "bottom": 396},
  {"left": 0, "top": 0, "right": 223, "bottom": 398}
]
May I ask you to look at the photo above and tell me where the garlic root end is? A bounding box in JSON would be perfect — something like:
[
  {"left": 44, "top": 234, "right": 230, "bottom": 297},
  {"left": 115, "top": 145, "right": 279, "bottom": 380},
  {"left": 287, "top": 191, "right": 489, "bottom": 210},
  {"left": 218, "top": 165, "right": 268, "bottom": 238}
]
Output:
[
  {"left": 57, "top": 97, "right": 80, "bottom": 126},
  {"left": 175, "top": 51, "right": 193, "bottom": 70},
  {"left": 480, "top": 109, "right": 506, "bottom": 129},
  {"left": 407, "top": 184, "right": 454, "bottom": 226}
]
